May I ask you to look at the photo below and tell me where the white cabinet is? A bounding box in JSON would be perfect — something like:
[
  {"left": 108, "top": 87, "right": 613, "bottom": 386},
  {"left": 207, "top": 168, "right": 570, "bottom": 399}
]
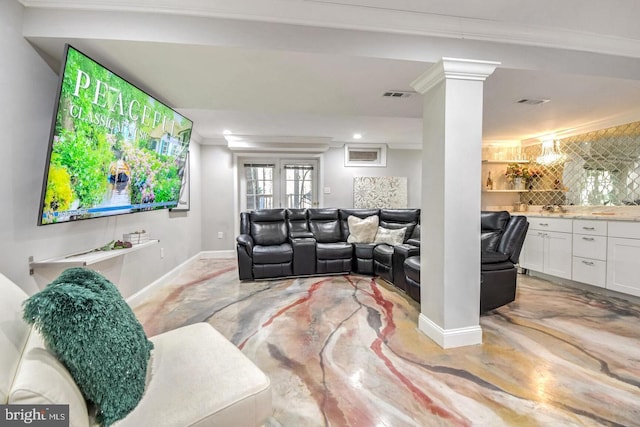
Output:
[
  {"left": 572, "top": 220, "right": 607, "bottom": 288},
  {"left": 607, "top": 222, "right": 640, "bottom": 297},
  {"left": 519, "top": 216, "right": 640, "bottom": 298},
  {"left": 521, "top": 230, "right": 544, "bottom": 271},
  {"left": 521, "top": 217, "right": 572, "bottom": 280}
]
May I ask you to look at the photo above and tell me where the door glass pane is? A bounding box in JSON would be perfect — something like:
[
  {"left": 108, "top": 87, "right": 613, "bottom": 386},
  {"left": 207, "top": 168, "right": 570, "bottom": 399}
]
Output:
[
  {"left": 245, "top": 164, "right": 274, "bottom": 210},
  {"left": 284, "top": 164, "right": 314, "bottom": 208}
]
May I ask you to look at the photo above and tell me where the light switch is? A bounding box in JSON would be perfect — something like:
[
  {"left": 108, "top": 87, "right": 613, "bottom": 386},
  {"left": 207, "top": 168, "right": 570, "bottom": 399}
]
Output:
[{"left": 323, "top": 187, "right": 331, "bottom": 194}]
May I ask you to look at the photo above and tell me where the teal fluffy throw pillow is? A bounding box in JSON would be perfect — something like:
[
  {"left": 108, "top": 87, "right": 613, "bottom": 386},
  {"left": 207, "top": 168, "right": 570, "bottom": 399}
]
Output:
[{"left": 23, "top": 268, "right": 153, "bottom": 427}]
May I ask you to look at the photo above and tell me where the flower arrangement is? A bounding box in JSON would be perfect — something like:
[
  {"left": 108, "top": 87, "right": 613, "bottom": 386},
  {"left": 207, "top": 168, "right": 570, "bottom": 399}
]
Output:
[{"left": 505, "top": 163, "right": 530, "bottom": 180}]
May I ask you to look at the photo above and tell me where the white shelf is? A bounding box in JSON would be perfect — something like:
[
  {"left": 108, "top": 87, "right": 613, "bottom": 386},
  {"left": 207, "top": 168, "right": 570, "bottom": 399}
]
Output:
[
  {"left": 484, "top": 189, "right": 567, "bottom": 193},
  {"left": 483, "top": 189, "right": 527, "bottom": 193},
  {"left": 482, "top": 160, "right": 529, "bottom": 164},
  {"left": 29, "top": 240, "right": 159, "bottom": 274}
]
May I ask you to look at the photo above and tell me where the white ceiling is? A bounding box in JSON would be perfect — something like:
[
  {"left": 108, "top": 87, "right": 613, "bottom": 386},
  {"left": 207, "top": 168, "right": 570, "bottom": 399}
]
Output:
[{"left": 17, "top": 0, "right": 640, "bottom": 147}]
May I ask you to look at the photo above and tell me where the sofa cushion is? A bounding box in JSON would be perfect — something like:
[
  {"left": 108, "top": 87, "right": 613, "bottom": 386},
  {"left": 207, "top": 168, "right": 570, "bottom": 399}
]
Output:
[
  {"left": 374, "top": 227, "right": 406, "bottom": 246},
  {"left": 346, "top": 215, "right": 379, "bottom": 243},
  {"left": 481, "top": 211, "right": 510, "bottom": 251},
  {"left": 316, "top": 242, "right": 353, "bottom": 260},
  {"left": 0, "top": 273, "right": 30, "bottom": 405},
  {"left": 250, "top": 210, "right": 288, "bottom": 246},
  {"left": 115, "top": 323, "right": 272, "bottom": 427},
  {"left": 23, "top": 268, "right": 153, "bottom": 426},
  {"left": 373, "top": 244, "right": 394, "bottom": 264},
  {"left": 253, "top": 243, "right": 293, "bottom": 264},
  {"left": 286, "top": 208, "right": 309, "bottom": 234},
  {"left": 379, "top": 209, "right": 420, "bottom": 241},
  {"left": 309, "top": 209, "right": 342, "bottom": 243},
  {"left": 8, "top": 329, "right": 89, "bottom": 427}
]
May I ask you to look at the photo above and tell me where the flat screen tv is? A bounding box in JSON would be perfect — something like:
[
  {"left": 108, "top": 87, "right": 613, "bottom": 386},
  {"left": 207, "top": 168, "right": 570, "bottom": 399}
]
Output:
[{"left": 38, "top": 45, "right": 192, "bottom": 225}]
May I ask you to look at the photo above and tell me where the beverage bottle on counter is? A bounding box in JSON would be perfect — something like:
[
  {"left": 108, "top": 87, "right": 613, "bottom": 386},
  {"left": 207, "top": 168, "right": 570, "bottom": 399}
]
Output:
[{"left": 486, "top": 171, "right": 493, "bottom": 190}]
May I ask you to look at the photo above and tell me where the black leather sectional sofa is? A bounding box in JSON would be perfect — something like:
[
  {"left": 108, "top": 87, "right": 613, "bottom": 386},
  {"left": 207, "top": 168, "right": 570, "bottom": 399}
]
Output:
[
  {"left": 236, "top": 208, "right": 528, "bottom": 312},
  {"left": 236, "top": 208, "right": 420, "bottom": 289}
]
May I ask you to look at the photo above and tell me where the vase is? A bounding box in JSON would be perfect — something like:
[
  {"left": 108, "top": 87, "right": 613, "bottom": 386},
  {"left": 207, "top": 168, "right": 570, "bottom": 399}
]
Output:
[{"left": 514, "top": 177, "right": 525, "bottom": 191}]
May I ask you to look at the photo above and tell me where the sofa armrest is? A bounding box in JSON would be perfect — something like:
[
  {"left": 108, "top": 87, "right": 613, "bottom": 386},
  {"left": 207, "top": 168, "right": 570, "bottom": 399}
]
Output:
[{"left": 236, "top": 234, "right": 254, "bottom": 256}]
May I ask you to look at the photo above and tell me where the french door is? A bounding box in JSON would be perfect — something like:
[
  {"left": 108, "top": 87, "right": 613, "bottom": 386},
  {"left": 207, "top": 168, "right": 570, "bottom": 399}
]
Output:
[{"left": 242, "top": 159, "right": 318, "bottom": 210}]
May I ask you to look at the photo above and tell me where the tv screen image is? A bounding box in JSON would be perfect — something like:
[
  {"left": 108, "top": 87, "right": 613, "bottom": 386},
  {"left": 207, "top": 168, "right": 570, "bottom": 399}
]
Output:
[{"left": 39, "top": 45, "right": 192, "bottom": 225}]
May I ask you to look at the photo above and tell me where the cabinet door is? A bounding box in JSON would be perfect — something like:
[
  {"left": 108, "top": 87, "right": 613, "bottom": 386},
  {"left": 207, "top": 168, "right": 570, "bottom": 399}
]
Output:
[
  {"left": 607, "top": 237, "right": 640, "bottom": 297},
  {"left": 544, "top": 231, "right": 572, "bottom": 280},
  {"left": 521, "top": 230, "right": 544, "bottom": 272}
]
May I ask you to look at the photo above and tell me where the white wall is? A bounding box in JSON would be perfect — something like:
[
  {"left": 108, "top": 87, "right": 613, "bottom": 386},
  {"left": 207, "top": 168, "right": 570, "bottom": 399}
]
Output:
[
  {"left": 201, "top": 145, "right": 236, "bottom": 251},
  {"left": 198, "top": 145, "right": 422, "bottom": 252},
  {"left": 322, "top": 147, "right": 421, "bottom": 208},
  {"left": 0, "top": 1, "right": 202, "bottom": 296}
]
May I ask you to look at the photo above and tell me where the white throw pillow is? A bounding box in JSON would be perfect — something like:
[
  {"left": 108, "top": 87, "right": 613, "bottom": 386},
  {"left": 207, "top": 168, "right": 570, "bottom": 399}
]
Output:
[
  {"left": 346, "top": 215, "right": 379, "bottom": 243},
  {"left": 373, "top": 226, "right": 407, "bottom": 246}
]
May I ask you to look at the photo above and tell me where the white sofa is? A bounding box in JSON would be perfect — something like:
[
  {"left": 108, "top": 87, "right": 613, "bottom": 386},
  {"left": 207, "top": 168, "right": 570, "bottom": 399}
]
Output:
[{"left": 0, "top": 273, "right": 272, "bottom": 427}]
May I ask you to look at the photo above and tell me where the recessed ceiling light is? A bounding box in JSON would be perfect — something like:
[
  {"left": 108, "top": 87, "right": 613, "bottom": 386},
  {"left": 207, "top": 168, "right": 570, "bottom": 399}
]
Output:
[{"left": 353, "top": 133, "right": 362, "bottom": 140}]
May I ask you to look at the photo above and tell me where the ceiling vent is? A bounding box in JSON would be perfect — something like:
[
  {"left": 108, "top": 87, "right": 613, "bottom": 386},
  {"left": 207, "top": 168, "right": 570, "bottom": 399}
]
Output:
[
  {"left": 382, "top": 90, "right": 416, "bottom": 98},
  {"left": 516, "top": 98, "right": 550, "bottom": 106}
]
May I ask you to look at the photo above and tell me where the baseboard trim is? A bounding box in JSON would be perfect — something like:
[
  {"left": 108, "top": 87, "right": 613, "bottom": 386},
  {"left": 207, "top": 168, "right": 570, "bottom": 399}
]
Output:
[
  {"left": 199, "top": 250, "right": 236, "bottom": 259},
  {"left": 126, "top": 251, "right": 204, "bottom": 305},
  {"left": 418, "top": 314, "right": 483, "bottom": 349},
  {"left": 127, "top": 250, "right": 236, "bottom": 305}
]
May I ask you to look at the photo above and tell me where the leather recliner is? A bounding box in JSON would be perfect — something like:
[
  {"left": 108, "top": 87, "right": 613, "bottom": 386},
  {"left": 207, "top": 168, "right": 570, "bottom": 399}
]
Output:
[
  {"left": 236, "top": 209, "right": 294, "bottom": 280},
  {"left": 308, "top": 208, "right": 353, "bottom": 274},
  {"left": 480, "top": 211, "right": 529, "bottom": 312},
  {"left": 402, "top": 211, "right": 529, "bottom": 312}
]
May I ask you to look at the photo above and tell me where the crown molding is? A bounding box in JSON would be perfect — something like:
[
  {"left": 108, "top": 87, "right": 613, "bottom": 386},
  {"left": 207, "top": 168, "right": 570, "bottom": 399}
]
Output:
[
  {"left": 225, "top": 135, "right": 331, "bottom": 152},
  {"left": 411, "top": 58, "right": 500, "bottom": 95}
]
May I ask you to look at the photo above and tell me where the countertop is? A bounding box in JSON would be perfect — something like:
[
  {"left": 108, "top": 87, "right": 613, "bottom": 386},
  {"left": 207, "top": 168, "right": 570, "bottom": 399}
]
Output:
[{"left": 493, "top": 206, "right": 640, "bottom": 222}]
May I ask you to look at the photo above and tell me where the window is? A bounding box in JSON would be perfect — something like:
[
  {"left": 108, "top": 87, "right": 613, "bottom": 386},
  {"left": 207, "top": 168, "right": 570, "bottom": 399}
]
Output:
[
  {"left": 241, "top": 159, "right": 318, "bottom": 210},
  {"left": 245, "top": 163, "right": 275, "bottom": 209},
  {"left": 284, "top": 164, "right": 314, "bottom": 208}
]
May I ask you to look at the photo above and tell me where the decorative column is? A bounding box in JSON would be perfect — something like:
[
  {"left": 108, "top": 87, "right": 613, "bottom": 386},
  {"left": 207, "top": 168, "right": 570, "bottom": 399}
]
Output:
[{"left": 411, "top": 58, "right": 499, "bottom": 348}]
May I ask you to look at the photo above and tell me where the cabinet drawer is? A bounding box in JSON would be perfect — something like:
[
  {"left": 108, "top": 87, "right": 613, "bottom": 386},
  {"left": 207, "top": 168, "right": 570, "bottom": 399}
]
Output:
[
  {"left": 572, "top": 257, "right": 606, "bottom": 288},
  {"left": 527, "top": 217, "right": 573, "bottom": 233},
  {"left": 608, "top": 221, "right": 640, "bottom": 239},
  {"left": 573, "top": 220, "right": 607, "bottom": 236},
  {"left": 572, "top": 234, "right": 607, "bottom": 260}
]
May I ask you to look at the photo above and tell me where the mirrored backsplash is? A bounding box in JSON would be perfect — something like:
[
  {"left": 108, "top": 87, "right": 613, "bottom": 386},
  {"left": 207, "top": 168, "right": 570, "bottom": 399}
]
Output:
[{"left": 519, "top": 121, "right": 640, "bottom": 206}]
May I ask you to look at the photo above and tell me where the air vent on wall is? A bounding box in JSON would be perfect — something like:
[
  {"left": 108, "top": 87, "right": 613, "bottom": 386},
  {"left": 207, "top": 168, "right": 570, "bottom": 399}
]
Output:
[
  {"left": 382, "top": 90, "right": 416, "bottom": 98},
  {"left": 345, "top": 144, "right": 387, "bottom": 167},
  {"left": 349, "top": 150, "right": 379, "bottom": 162},
  {"left": 516, "top": 98, "right": 550, "bottom": 105}
]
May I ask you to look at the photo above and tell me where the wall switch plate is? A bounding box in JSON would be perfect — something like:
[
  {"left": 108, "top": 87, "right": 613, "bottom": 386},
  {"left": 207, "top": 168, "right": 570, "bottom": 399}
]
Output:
[
  {"left": 160, "top": 248, "right": 165, "bottom": 258},
  {"left": 323, "top": 187, "right": 331, "bottom": 194},
  {"left": 217, "top": 232, "right": 224, "bottom": 239}
]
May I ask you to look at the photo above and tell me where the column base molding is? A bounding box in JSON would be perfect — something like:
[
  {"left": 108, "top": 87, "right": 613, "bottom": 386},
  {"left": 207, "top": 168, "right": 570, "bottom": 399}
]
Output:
[{"left": 418, "top": 313, "right": 482, "bottom": 349}]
